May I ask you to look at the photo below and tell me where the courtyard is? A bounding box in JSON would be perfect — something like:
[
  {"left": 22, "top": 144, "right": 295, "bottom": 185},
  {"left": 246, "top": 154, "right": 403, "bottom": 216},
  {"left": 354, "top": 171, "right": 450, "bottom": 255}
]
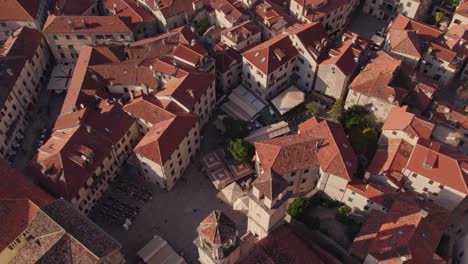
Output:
[{"left": 89, "top": 121, "right": 248, "bottom": 264}]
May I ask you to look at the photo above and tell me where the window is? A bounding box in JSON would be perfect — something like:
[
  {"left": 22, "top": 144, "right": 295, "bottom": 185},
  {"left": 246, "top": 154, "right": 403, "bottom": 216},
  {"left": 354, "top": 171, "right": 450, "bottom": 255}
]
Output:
[
  {"left": 77, "top": 35, "right": 85, "bottom": 39},
  {"left": 303, "top": 169, "right": 309, "bottom": 173},
  {"left": 406, "top": 2, "right": 411, "bottom": 7},
  {"left": 291, "top": 172, "right": 296, "bottom": 176},
  {"left": 65, "top": 35, "right": 70, "bottom": 39},
  {"left": 68, "top": 45, "right": 74, "bottom": 50},
  {"left": 53, "top": 35, "right": 58, "bottom": 40},
  {"left": 428, "top": 180, "right": 434, "bottom": 184},
  {"left": 412, "top": 173, "right": 417, "bottom": 178},
  {"left": 364, "top": 206, "right": 369, "bottom": 210},
  {"left": 392, "top": 131, "right": 397, "bottom": 135},
  {"left": 301, "top": 179, "right": 307, "bottom": 183},
  {"left": 439, "top": 185, "right": 444, "bottom": 189},
  {"left": 433, "top": 192, "right": 438, "bottom": 196},
  {"left": 423, "top": 187, "right": 428, "bottom": 192},
  {"left": 351, "top": 191, "right": 355, "bottom": 195},
  {"left": 57, "top": 45, "right": 62, "bottom": 50},
  {"left": 348, "top": 197, "right": 353, "bottom": 202}
]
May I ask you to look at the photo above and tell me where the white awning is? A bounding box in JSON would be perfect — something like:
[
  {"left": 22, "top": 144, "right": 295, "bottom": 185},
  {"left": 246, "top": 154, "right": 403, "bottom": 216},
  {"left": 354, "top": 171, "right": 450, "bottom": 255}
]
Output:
[
  {"left": 137, "top": 236, "right": 186, "bottom": 264},
  {"left": 244, "top": 121, "right": 290, "bottom": 144},
  {"left": 271, "top": 85, "right": 305, "bottom": 115}
]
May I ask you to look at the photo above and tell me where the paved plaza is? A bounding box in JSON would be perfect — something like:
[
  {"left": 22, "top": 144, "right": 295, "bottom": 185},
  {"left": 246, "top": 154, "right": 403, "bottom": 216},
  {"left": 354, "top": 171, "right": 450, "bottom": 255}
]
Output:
[{"left": 89, "top": 122, "right": 248, "bottom": 263}]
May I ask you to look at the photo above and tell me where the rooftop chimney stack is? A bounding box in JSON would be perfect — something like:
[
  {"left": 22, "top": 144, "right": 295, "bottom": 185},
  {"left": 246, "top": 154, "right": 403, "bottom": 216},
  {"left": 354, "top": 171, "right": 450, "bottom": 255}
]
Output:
[
  {"left": 81, "top": 19, "right": 87, "bottom": 29},
  {"left": 67, "top": 19, "right": 75, "bottom": 30}
]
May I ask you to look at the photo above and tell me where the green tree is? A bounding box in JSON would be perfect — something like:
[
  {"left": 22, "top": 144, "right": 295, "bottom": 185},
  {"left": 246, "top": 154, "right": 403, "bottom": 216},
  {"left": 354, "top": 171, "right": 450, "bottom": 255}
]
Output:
[
  {"left": 196, "top": 19, "right": 210, "bottom": 35},
  {"left": 305, "top": 102, "right": 321, "bottom": 117},
  {"left": 435, "top": 11, "right": 444, "bottom": 25},
  {"left": 287, "top": 198, "right": 311, "bottom": 220},
  {"left": 338, "top": 205, "right": 352, "bottom": 217},
  {"left": 225, "top": 139, "right": 254, "bottom": 162},
  {"left": 223, "top": 117, "right": 249, "bottom": 139},
  {"left": 444, "top": 0, "right": 459, "bottom": 8},
  {"left": 329, "top": 99, "right": 344, "bottom": 122}
]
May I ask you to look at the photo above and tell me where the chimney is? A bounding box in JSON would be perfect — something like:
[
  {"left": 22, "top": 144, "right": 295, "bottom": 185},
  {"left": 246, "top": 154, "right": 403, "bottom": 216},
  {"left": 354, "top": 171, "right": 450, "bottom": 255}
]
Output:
[
  {"left": 81, "top": 19, "right": 87, "bottom": 29},
  {"left": 113, "top": 3, "right": 117, "bottom": 15},
  {"left": 191, "top": 39, "right": 196, "bottom": 46},
  {"left": 85, "top": 125, "right": 92, "bottom": 133},
  {"left": 187, "top": 89, "right": 194, "bottom": 98},
  {"left": 67, "top": 19, "right": 75, "bottom": 30},
  {"left": 352, "top": 36, "right": 357, "bottom": 44},
  {"left": 419, "top": 209, "right": 428, "bottom": 218}
]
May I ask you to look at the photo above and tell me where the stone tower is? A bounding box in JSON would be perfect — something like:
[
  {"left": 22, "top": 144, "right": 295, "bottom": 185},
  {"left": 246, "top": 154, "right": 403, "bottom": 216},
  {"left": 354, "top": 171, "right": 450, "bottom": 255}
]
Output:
[{"left": 194, "top": 210, "right": 241, "bottom": 264}]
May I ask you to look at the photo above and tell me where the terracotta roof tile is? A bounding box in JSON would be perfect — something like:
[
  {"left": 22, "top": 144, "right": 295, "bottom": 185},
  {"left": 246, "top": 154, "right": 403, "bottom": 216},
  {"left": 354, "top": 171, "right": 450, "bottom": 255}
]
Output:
[
  {"left": 242, "top": 34, "right": 297, "bottom": 75},
  {"left": 391, "top": 14, "right": 442, "bottom": 41},
  {"left": 43, "top": 15, "right": 132, "bottom": 34},
  {"left": 198, "top": 210, "right": 237, "bottom": 245},
  {"left": 123, "top": 95, "right": 175, "bottom": 125},
  {"left": 53, "top": 0, "right": 96, "bottom": 15},
  {"left": 254, "top": 0, "right": 296, "bottom": 34},
  {"left": 406, "top": 139, "right": 468, "bottom": 194},
  {"left": 299, "top": 117, "right": 358, "bottom": 181},
  {"left": 102, "top": 0, "right": 155, "bottom": 30},
  {"left": 367, "top": 138, "right": 413, "bottom": 187},
  {"left": 220, "top": 20, "right": 261, "bottom": 44},
  {"left": 134, "top": 113, "right": 197, "bottom": 164},
  {"left": 240, "top": 226, "right": 341, "bottom": 264},
  {"left": 0, "top": 0, "right": 39, "bottom": 21},
  {"left": 388, "top": 29, "right": 422, "bottom": 57},
  {"left": 351, "top": 193, "right": 449, "bottom": 263},
  {"left": 255, "top": 132, "right": 321, "bottom": 175},
  {"left": 383, "top": 106, "right": 435, "bottom": 140},
  {"left": 0, "top": 159, "right": 54, "bottom": 207},
  {"left": 252, "top": 168, "right": 290, "bottom": 200},
  {"left": 349, "top": 51, "right": 409, "bottom": 104}
]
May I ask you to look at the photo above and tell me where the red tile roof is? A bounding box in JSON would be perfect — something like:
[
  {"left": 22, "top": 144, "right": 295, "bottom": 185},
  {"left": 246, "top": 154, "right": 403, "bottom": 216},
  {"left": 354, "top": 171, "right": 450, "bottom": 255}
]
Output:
[
  {"left": 300, "top": 0, "right": 350, "bottom": 22},
  {"left": 242, "top": 34, "right": 297, "bottom": 74},
  {"left": 53, "top": 0, "right": 96, "bottom": 15},
  {"left": 388, "top": 29, "right": 422, "bottom": 57},
  {"left": 406, "top": 139, "right": 468, "bottom": 194},
  {"left": 220, "top": 20, "right": 261, "bottom": 44},
  {"left": 156, "top": 69, "right": 214, "bottom": 111},
  {"left": 240, "top": 225, "right": 342, "bottom": 264},
  {"left": 211, "top": 0, "right": 245, "bottom": 23},
  {"left": 214, "top": 48, "right": 242, "bottom": 73},
  {"left": 254, "top": 0, "right": 296, "bottom": 34},
  {"left": 102, "top": 0, "right": 156, "bottom": 30},
  {"left": 391, "top": 14, "right": 442, "bottom": 41},
  {"left": 0, "top": 199, "right": 41, "bottom": 252},
  {"left": 123, "top": 95, "right": 175, "bottom": 125},
  {"left": 43, "top": 15, "right": 132, "bottom": 34},
  {"left": 367, "top": 138, "right": 414, "bottom": 187},
  {"left": 0, "top": 0, "right": 39, "bottom": 21},
  {"left": 351, "top": 193, "right": 449, "bottom": 263},
  {"left": 30, "top": 125, "right": 114, "bottom": 201},
  {"left": 430, "top": 100, "right": 468, "bottom": 130},
  {"left": 285, "top": 22, "right": 329, "bottom": 60},
  {"left": 349, "top": 51, "right": 408, "bottom": 104},
  {"left": 0, "top": 27, "right": 43, "bottom": 107},
  {"left": 428, "top": 42, "right": 457, "bottom": 63},
  {"left": 198, "top": 210, "right": 237, "bottom": 245},
  {"left": 252, "top": 168, "right": 290, "bottom": 200},
  {"left": 134, "top": 113, "right": 197, "bottom": 164},
  {"left": 321, "top": 35, "right": 365, "bottom": 76},
  {"left": 128, "top": 26, "right": 206, "bottom": 62},
  {"left": 30, "top": 101, "right": 135, "bottom": 201},
  {"left": 299, "top": 117, "right": 358, "bottom": 181},
  {"left": 0, "top": 159, "right": 54, "bottom": 207},
  {"left": 455, "top": 0, "right": 468, "bottom": 18},
  {"left": 255, "top": 133, "right": 321, "bottom": 175},
  {"left": 141, "top": 0, "right": 196, "bottom": 18},
  {"left": 347, "top": 182, "right": 395, "bottom": 208},
  {"left": 383, "top": 106, "right": 435, "bottom": 140}
]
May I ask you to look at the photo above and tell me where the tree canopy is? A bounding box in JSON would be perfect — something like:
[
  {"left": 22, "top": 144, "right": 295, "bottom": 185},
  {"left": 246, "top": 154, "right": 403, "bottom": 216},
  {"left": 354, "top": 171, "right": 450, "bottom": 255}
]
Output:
[{"left": 225, "top": 139, "right": 254, "bottom": 162}]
